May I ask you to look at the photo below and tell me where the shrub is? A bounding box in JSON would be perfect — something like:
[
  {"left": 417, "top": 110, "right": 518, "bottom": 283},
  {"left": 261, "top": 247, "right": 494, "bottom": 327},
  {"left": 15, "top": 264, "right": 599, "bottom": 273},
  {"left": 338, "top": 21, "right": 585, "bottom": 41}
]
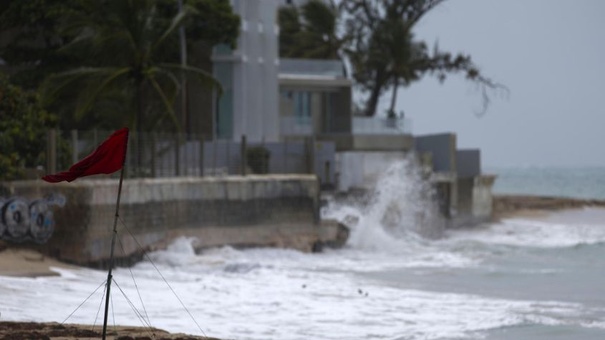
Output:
[
  {"left": 0, "top": 74, "right": 59, "bottom": 180},
  {"left": 246, "top": 146, "right": 270, "bottom": 174}
]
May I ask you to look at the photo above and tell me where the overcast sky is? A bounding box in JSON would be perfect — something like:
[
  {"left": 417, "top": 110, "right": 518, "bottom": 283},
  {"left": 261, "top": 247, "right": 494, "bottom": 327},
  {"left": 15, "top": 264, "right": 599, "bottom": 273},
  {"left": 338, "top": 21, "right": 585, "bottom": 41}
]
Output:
[{"left": 377, "top": 0, "right": 605, "bottom": 168}]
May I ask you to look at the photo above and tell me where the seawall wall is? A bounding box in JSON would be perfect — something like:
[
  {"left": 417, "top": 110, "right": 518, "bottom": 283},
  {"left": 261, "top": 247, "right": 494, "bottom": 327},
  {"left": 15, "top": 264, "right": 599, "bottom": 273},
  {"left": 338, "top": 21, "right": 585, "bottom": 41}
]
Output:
[{"left": 1, "top": 175, "right": 338, "bottom": 266}]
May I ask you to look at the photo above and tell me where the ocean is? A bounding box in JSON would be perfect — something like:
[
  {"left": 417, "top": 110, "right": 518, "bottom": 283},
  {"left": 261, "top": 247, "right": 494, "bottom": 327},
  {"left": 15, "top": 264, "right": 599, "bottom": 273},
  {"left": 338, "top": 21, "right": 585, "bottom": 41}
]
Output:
[
  {"left": 487, "top": 166, "right": 605, "bottom": 200},
  {"left": 1, "top": 163, "right": 605, "bottom": 339}
]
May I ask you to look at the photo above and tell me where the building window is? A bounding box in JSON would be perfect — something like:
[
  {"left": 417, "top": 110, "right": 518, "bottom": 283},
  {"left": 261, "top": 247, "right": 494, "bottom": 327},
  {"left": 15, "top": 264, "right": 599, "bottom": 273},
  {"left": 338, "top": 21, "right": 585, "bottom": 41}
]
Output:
[
  {"left": 214, "top": 63, "right": 233, "bottom": 139},
  {"left": 214, "top": 44, "right": 232, "bottom": 56},
  {"left": 294, "top": 91, "right": 311, "bottom": 124}
]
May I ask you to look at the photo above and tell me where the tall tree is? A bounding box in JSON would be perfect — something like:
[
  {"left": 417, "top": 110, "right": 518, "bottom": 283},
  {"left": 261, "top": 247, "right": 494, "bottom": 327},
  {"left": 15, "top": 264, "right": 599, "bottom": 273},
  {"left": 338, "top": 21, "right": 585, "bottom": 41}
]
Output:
[
  {"left": 176, "top": 0, "right": 239, "bottom": 49},
  {"left": 0, "top": 74, "right": 64, "bottom": 180},
  {"left": 1, "top": 0, "right": 239, "bottom": 131},
  {"left": 39, "top": 0, "right": 237, "bottom": 134},
  {"left": 278, "top": 5, "right": 303, "bottom": 58},
  {"left": 279, "top": 0, "right": 348, "bottom": 61},
  {"left": 0, "top": 0, "right": 86, "bottom": 89},
  {"left": 344, "top": 0, "right": 503, "bottom": 116}
]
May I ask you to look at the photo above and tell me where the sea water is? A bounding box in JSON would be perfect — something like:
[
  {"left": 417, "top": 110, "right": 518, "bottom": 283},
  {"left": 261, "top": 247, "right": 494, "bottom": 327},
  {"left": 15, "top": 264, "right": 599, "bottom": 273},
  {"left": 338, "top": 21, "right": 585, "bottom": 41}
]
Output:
[
  {"left": 1, "top": 162, "right": 605, "bottom": 340},
  {"left": 487, "top": 166, "right": 605, "bottom": 200}
]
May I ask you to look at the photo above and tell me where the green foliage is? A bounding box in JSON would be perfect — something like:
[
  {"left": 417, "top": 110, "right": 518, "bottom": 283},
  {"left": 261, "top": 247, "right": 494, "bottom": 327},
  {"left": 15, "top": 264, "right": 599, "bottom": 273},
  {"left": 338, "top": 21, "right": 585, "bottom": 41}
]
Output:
[
  {"left": 0, "top": 0, "right": 240, "bottom": 132},
  {"left": 278, "top": 6, "right": 302, "bottom": 58},
  {"left": 39, "top": 0, "right": 228, "bottom": 134},
  {"left": 281, "top": 0, "right": 504, "bottom": 116},
  {"left": 279, "top": 0, "right": 346, "bottom": 60},
  {"left": 0, "top": 0, "right": 86, "bottom": 89},
  {"left": 0, "top": 74, "right": 57, "bottom": 180},
  {"left": 181, "top": 0, "right": 240, "bottom": 49},
  {"left": 344, "top": 0, "right": 501, "bottom": 116}
]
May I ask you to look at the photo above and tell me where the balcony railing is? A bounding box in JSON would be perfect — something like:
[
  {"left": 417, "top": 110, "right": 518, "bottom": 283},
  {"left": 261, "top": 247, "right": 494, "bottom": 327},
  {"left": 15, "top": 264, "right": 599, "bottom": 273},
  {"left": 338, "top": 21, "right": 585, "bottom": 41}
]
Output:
[
  {"left": 280, "top": 115, "right": 413, "bottom": 136},
  {"left": 353, "top": 117, "right": 412, "bottom": 135}
]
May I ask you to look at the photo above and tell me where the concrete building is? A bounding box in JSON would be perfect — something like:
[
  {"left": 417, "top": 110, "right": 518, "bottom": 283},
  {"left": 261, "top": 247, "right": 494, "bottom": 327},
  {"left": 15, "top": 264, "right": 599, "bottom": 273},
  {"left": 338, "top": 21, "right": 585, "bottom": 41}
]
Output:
[
  {"left": 280, "top": 0, "right": 314, "bottom": 6},
  {"left": 415, "top": 133, "right": 496, "bottom": 227},
  {"left": 212, "top": 0, "right": 280, "bottom": 142},
  {"left": 213, "top": 0, "right": 350, "bottom": 144},
  {"left": 211, "top": 0, "right": 495, "bottom": 226},
  {"left": 278, "top": 58, "right": 352, "bottom": 138}
]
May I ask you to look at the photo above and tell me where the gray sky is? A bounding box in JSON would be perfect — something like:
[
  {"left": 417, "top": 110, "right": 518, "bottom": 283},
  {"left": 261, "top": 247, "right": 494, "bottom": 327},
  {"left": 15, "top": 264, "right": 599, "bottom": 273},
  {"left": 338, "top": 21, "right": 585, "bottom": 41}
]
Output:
[{"left": 377, "top": 0, "right": 605, "bottom": 167}]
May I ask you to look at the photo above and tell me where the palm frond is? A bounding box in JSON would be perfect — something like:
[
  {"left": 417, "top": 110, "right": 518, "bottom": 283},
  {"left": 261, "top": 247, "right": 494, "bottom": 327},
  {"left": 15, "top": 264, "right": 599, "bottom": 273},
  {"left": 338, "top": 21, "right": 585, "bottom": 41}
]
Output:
[
  {"left": 149, "top": 76, "right": 180, "bottom": 132},
  {"left": 159, "top": 62, "right": 222, "bottom": 95},
  {"left": 41, "top": 67, "right": 125, "bottom": 104},
  {"left": 153, "top": 4, "right": 196, "bottom": 52},
  {"left": 73, "top": 67, "right": 131, "bottom": 120}
]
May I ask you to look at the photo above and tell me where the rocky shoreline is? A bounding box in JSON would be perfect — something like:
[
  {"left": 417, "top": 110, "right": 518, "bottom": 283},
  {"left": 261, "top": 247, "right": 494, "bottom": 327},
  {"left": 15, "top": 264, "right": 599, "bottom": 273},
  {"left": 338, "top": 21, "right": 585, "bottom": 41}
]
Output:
[{"left": 492, "top": 194, "right": 605, "bottom": 220}]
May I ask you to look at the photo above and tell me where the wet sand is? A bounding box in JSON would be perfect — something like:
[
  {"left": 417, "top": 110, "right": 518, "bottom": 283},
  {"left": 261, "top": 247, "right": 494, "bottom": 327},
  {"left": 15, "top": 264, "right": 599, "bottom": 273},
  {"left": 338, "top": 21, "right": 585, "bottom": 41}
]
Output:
[{"left": 0, "top": 245, "right": 77, "bottom": 277}]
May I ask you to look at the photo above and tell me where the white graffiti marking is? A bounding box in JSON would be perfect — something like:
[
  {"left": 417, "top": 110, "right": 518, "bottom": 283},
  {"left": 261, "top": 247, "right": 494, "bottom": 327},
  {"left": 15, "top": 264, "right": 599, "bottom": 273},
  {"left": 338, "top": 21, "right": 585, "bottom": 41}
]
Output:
[{"left": 0, "top": 194, "right": 65, "bottom": 244}]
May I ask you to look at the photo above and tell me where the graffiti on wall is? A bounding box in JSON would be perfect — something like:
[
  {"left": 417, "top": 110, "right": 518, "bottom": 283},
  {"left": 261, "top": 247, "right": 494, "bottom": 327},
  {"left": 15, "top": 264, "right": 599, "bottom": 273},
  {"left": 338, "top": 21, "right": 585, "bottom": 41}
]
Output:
[{"left": 0, "top": 193, "right": 65, "bottom": 244}]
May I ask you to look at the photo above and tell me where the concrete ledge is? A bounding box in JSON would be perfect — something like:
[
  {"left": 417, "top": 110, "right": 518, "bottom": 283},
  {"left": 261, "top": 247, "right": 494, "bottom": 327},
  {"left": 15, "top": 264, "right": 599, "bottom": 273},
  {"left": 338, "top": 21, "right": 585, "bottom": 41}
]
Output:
[
  {"left": 0, "top": 175, "right": 336, "bottom": 266},
  {"left": 319, "top": 134, "right": 413, "bottom": 152}
]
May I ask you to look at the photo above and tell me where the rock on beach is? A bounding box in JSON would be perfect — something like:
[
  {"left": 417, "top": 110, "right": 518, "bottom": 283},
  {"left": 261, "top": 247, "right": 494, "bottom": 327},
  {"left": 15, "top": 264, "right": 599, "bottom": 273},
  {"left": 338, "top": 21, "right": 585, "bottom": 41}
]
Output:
[{"left": 0, "top": 321, "right": 220, "bottom": 340}]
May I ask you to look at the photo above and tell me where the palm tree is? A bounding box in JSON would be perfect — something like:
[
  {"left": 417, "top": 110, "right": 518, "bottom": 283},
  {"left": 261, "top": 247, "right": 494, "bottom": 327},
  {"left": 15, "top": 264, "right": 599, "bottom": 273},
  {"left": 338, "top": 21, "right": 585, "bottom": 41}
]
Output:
[
  {"left": 279, "top": 0, "right": 349, "bottom": 65},
  {"left": 278, "top": 5, "right": 303, "bottom": 58},
  {"left": 298, "top": 0, "right": 346, "bottom": 60},
  {"left": 41, "top": 0, "right": 221, "bottom": 171},
  {"left": 42, "top": 0, "right": 218, "bottom": 135}
]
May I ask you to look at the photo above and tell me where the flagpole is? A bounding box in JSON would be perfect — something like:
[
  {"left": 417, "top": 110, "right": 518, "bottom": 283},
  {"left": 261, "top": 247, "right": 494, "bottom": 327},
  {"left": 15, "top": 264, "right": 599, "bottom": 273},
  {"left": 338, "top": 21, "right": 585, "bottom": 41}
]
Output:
[
  {"left": 102, "top": 166, "right": 126, "bottom": 340},
  {"left": 41, "top": 127, "right": 129, "bottom": 338}
]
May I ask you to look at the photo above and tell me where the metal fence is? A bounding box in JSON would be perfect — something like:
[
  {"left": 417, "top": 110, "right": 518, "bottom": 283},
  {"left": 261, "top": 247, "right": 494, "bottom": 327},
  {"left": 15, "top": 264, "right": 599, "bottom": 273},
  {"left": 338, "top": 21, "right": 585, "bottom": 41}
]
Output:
[{"left": 45, "top": 130, "right": 336, "bottom": 186}]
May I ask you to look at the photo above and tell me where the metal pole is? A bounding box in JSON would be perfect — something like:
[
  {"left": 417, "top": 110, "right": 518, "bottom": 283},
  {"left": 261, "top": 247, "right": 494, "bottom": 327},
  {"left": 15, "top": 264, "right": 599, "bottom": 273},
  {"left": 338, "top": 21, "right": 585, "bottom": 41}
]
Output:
[
  {"left": 71, "top": 130, "right": 78, "bottom": 165},
  {"left": 213, "top": 139, "right": 217, "bottom": 175},
  {"left": 102, "top": 166, "right": 126, "bottom": 340},
  {"left": 150, "top": 133, "right": 156, "bottom": 178},
  {"left": 178, "top": 0, "right": 189, "bottom": 135},
  {"left": 226, "top": 140, "right": 231, "bottom": 174},
  {"left": 283, "top": 138, "right": 287, "bottom": 174},
  {"left": 175, "top": 133, "right": 181, "bottom": 176},
  {"left": 240, "top": 135, "right": 247, "bottom": 176},
  {"left": 47, "top": 129, "right": 57, "bottom": 175},
  {"left": 306, "top": 136, "right": 316, "bottom": 174},
  {"left": 199, "top": 135, "right": 205, "bottom": 177}
]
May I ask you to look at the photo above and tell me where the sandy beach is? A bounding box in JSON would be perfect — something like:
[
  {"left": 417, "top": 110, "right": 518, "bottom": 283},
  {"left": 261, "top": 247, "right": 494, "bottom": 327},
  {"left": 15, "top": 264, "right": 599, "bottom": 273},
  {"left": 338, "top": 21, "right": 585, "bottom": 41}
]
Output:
[{"left": 0, "top": 245, "right": 77, "bottom": 278}]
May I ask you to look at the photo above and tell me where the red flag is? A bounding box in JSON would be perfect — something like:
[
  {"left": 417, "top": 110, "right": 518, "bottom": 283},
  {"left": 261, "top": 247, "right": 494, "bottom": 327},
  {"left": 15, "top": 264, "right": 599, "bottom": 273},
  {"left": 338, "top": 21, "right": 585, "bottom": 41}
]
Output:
[{"left": 42, "top": 128, "right": 129, "bottom": 183}]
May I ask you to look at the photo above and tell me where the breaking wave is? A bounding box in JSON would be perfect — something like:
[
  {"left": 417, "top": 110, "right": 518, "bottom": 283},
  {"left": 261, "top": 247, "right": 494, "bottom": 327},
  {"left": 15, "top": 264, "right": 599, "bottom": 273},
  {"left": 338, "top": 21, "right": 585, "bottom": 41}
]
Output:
[{"left": 323, "top": 157, "right": 445, "bottom": 252}]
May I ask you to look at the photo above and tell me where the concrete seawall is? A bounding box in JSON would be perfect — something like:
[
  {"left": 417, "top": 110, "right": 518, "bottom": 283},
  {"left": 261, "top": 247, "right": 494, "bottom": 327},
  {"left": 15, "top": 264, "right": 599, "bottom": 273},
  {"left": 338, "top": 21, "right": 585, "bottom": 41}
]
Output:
[{"left": 1, "top": 175, "right": 343, "bottom": 266}]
